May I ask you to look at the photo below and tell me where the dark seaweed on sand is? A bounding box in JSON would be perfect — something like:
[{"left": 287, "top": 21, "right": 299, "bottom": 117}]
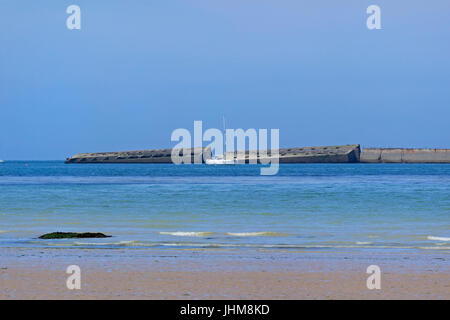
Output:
[{"left": 39, "top": 232, "right": 111, "bottom": 239}]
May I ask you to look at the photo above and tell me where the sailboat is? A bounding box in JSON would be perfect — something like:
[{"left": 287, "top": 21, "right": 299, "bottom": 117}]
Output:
[
  {"left": 205, "top": 116, "right": 238, "bottom": 165},
  {"left": 205, "top": 155, "right": 236, "bottom": 165}
]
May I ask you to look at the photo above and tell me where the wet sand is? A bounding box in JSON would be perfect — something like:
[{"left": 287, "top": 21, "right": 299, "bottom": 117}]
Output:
[{"left": 0, "top": 248, "right": 449, "bottom": 299}]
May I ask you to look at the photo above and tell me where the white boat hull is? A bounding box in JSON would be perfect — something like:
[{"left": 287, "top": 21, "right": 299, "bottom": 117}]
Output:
[{"left": 205, "top": 158, "right": 237, "bottom": 165}]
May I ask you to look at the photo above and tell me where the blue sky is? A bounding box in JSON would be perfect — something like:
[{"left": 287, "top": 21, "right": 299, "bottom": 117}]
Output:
[{"left": 1, "top": 1, "right": 449, "bottom": 160}]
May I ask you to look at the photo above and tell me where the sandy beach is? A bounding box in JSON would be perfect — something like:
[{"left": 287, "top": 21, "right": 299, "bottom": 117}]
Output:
[{"left": 1, "top": 247, "right": 448, "bottom": 300}]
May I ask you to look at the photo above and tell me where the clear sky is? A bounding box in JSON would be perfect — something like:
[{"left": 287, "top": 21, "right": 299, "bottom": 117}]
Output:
[{"left": 1, "top": 1, "right": 449, "bottom": 160}]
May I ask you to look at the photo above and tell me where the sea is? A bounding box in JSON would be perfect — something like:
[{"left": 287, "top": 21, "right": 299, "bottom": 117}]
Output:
[{"left": 0, "top": 161, "right": 449, "bottom": 253}]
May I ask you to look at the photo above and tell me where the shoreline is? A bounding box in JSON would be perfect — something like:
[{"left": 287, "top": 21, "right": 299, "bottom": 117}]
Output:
[{"left": 1, "top": 247, "right": 448, "bottom": 299}]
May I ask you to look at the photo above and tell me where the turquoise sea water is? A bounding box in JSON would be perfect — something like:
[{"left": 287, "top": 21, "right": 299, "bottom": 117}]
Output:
[{"left": 0, "top": 161, "right": 449, "bottom": 252}]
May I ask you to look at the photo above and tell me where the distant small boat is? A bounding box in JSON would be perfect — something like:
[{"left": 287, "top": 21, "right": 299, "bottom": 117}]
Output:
[
  {"left": 0, "top": 160, "right": 4, "bottom": 163},
  {"left": 205, "top": 116, "right": 238, "bottom": 165},
  {"left": 205, "top": 156, "right": 237, "bottom": 165}
]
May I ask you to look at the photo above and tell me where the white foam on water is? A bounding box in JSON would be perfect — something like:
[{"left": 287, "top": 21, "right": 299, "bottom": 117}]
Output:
[
  {"left": 158, "top": 231, "right": 214, "bottom": 237},
  {"left": 73, "top": 240, "right": 138, "bottom": 246},
  {"left": 427, "top": 236, "right": 450, "bottom": 242},
  {"left": 226, "top": 232, "right": 286, "bottom": 237},
  {"left": 355, "top": 241, "right": 373, "bottom": 245},
  {"left": 28, "top": 239, "right": 450, "bottom": 251}
]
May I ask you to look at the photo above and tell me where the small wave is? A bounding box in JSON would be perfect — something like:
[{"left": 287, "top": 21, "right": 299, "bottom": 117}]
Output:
[
  {"left": 226, "top": 232, "right": 286, "bottom": 237},
  {"left": 427, "top": 236, "right": 450, "bottom": 242},
  {"left": 15, "top": 239, "right": 450, "bottom": 251},
  {"left": 158, "top": 231, "right": 214, "bottom": 237},
  {"left": 355, "top": 241, "right": 373, "bottom": 245},
  {"left": 419, "top": 246, "right": 450, "bottom": 250},
  {"left": 73, "top": 240, "right": 138, "bottom": 246}
]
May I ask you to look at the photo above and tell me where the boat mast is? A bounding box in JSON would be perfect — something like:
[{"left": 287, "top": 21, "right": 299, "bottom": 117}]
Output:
[{"left": 222, "top": 115, "right": 226, "bottom": 159}]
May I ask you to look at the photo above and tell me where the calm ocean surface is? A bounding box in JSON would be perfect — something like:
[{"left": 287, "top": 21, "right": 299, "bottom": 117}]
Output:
[{"left": 0, "top": 161, "right": 449, "bottom": 252}]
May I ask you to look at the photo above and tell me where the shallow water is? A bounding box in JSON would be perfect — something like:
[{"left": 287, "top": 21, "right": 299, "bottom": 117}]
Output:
[{"left": 0, "top": 161, "right": 449, "bottom": 252}]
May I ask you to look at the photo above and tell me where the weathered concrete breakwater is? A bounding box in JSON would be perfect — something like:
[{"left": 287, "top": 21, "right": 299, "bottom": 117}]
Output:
[
  {"left": 361, "top": 148, "right": 450, "bottom": 163},
  {"left": 65, "top": 145, "right": 361, "bottom": 163},
  {"left": 65, "top": 145, "right": 450, "bottom": 164},
  {"left": 65, "top": 147, "right": 208, "bottom": 164},
  {"left": 227, "top": 145, "right": 361, "bottom": 163}
]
